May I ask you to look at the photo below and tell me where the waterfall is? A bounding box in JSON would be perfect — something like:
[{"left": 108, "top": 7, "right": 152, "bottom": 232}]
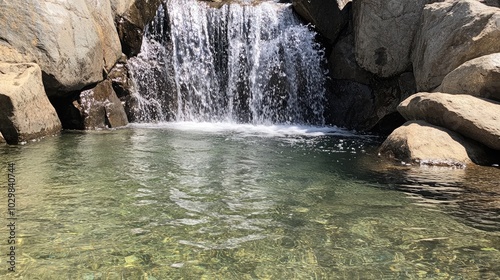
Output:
[{"left": 128, "top": 0, "right": 328, "bottom": 125}]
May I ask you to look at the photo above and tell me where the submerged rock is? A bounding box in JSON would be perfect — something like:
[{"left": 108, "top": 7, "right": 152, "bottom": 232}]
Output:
[
  {"left": 398, "top": 92, "right": 500, "bottom": 151},
  {"left": 379, "top": 121, "right": 489, "bottom": 167},
  {"left": 412, "top": 0, "right": 500, "bottom": 91},
  {"left": 436, "top": 53, "right": 500, "bottom": 101},
  {"left": 0, "top": 63, "right": 62, "bottom": 144}
]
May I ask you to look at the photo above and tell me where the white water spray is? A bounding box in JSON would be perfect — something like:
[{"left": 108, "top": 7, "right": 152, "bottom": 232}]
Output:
[{"left": 128, "top": 0, "right": 328, "bottom": 125}]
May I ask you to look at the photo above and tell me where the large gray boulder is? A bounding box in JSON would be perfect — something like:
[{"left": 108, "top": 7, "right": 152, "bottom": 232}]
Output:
[
  {"left": 353, "top": 0, "right": 427, "bottom": 77},
  {"left": 0, "top": 0, "right": 121, "bottom": 92},
  {"left": 292, "top": 0, "right": 350, "bottom": 44},
  {"left": 436, "top": 53, "right": 500, "bottom": 101},
  {"left": 0, "top": 63, "right": 62, "bottom": 144},
  {"left": 398, "top": 92, "right": 500, "bottom": 150},
  {"left": 412, "top": 0, "right": 500, "bottom": 91},
  {"left": 86, "top": 0, "right": 122, "bottom": 72},
  {"left": 379, "top": 121, "right": 490, "bottom": 167}
]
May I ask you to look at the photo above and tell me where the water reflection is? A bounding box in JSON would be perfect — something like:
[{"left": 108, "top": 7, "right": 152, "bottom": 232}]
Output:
[{"left": 365, "top": 158, "right": 500, "bottom": 232}]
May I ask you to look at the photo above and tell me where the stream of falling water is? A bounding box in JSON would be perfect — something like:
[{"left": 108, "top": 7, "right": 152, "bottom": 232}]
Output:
[{"left": 128, "top": 0, "right": 328, "bottom": 125}]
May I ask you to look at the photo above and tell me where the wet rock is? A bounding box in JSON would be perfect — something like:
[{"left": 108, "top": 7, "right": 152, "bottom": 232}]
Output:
[
  {"left": 0, "top": 0, "right": 121, "bottom": 92},
  {"left": 292, "top": 0, "right": 350, "bottom": 44},
  {"left": 329, "top": 32, "right": 372, "bottom": 85},
  {"left": 436, "top": 53, "right": 500, "bottom": 102},
  {"left": 0, "top": 63, "right": 62, "bottom": 144},
  {"left": 379, "top": 121, "right": 489, "bottom": 167},
  {"left": 51, "top": 80, "right": 128, "bottom": 130},
  {"left": 353, "top": 0, "right": 427, "bottom": 77},
  {"left": 412, "top": 0, "right": 500, "bottom": 91},
  {"left": 112, "top": 0, "right": 163, "bottom": 57},
  {"left": 79, "top": 79, "right": 129, "bottom": 129},
  {"left": 108, "top": 54, "right": 133, "bottom": 98},
  {"left": 398, "top": 92, "right": 500, "bottom": 150},
  {"left": 326, "top": 72, "right": 415, "bottom": 132}
]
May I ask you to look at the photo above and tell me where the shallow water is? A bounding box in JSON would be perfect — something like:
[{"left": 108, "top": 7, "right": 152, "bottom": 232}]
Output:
[{"left": 0, "top": 124, "right": 499, "bottom": 279}]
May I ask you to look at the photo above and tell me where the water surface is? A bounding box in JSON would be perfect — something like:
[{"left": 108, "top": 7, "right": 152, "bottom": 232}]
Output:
[{"left": 0, "top": 124, "right": 499, "bottom": 279}]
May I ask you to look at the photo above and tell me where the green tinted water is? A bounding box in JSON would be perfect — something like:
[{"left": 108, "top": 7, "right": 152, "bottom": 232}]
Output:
[{"left": 0, "top": 125, "right": 499, "bottom": 279}]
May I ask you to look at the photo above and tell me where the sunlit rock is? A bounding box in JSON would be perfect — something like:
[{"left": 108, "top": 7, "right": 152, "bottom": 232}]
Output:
[
  {"left": 0, "top": 63, "right": 61, "bottom": 144},
  {"left": 379, "top": 121, "right": 489, "bottom": 167},
  {"left": 412, "top": 0, "right": 500, "bottom": 91},
  {"left": 436, "top": 53, "right": 500, "bottom": 101},
  {"left": 353, "top": 0, "right": 427, "bottom": 77},
  {"left": 0, "top": 0, "right": 121, "bottom": 92},
  {"left": 398, "top": 92, "right": 500, "bottom": 151}
]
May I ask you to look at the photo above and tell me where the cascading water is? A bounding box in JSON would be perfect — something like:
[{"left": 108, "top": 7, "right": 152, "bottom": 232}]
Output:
[{"left": 128, "top": 0, "right": 328, "bottom": 125}]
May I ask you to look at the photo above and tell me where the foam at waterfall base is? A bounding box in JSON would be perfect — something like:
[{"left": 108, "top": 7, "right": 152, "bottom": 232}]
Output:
[{"left": 129, "top": 122, "right": 364, "bottom": 138}]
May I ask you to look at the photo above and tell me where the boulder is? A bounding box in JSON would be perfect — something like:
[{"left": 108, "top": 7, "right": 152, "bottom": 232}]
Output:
[
  {"left": 85, "top": 0, "right": 122, "bottom": 71},
  {"left": 412, "top": 0, "right": 500, "bottom": 91},
  {"left": 0, "top": 63, "right": 62, "bottom": 144},
  {"left": 398, "top": 92, "right": 500, "bottom": 150},
  {"left": 113, "top": 0, "right": 163, "bottom": 56},
  {"left": 353, "top": 0, "right": 427, "bottom": 77},
  {"left": 326, "top": 72, "right": 416, "bottom": 132},
  {"left": 327, "top": 27, "right": 417, "bottom": 133},
  {"left": 292, "top": 0, "right": 350, "bottom": 44},
  {"left": 436, "top": 53, "right": 500, "bottom": 101},
  {"left": 50, "top": 79, "right": 129, "bottom": 130},
  {"left": 78, "top": 80, "right": 129, "bottom": 129},
  {"left": 0, "top": 0, "right": 110, "bottom": 92},
  {"left": 110, "top": 0, "right": 135, "bottom": 16},
  {"left": 481, "top": 0, "right": 500, "bottom": 7},
  {"left": 379, "top": 121, "right": 489, "bottom": 167}
]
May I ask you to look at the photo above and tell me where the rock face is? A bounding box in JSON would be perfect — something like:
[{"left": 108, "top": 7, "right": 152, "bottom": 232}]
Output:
[
  {"left": 412, "top": 0, "right": 500, "bottom": 91},
  {"left": 398, "top": 92, "right": 500, "bottom": 150},
  {"left": 54, "top": 80, "right": 129, "bottom": 130},
  {"left": 292, "top": 0, "right": 350, "bottom": 44},
  {"left": 0, "top": 0, "right": 121, "bottom": 92},
  {"left": 353, "top": 0, "right": 427, "bottom": 77},
  {"left": 113, "top": 0, "right": 163, "bottom": 56},
  {"left": 86, "top": 0, "right": 122, "bottom": 71},
  {"left": 79, "top": 80, "right": 129, "bottom": 129},
  {"left": 327, "top": 22, "right": 417, "bottom": 133},
  {"left": 436, "top": 53, "right": 500, "bottom": 101},
  {"left": 329, "top": 33, "right": 372, "bottom": 85},
  {"left": 379, "top": 121, "right": 489, "bottom": 167},
  {"left": 0, "top": 63, "right": 62, "bottom": 144}
]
